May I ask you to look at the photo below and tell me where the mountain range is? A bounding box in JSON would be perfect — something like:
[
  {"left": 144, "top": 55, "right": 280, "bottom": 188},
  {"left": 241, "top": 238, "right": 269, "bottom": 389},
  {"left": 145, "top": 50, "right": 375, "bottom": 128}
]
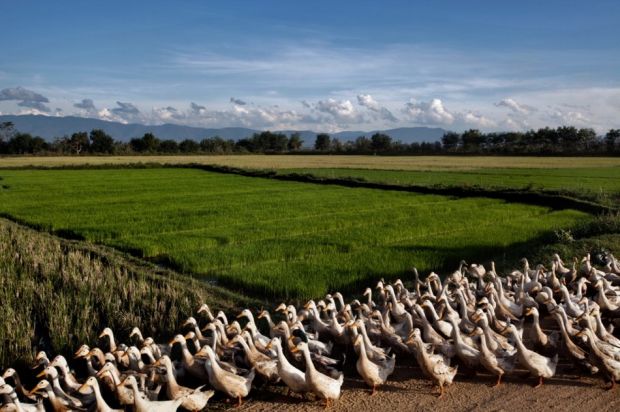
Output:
[{"left": 0, "top": 115, "right": 446, "bottom": 144}]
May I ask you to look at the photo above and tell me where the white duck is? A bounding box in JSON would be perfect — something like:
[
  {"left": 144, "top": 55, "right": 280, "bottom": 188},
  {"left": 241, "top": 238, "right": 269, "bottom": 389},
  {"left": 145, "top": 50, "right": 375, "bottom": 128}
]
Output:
[
  {"left": 353, "top": 334, "right": 395, "bottom": 394},
  {"left": 119, "top": 375, "right": 182, "bottom": 412},
  {"left": 202, "top": 345, "right": 255, "bottom": 407},
  {"left": 155, "top": 355, "right": 214, "bottom": 412},
  {"left": 406, "top": 329, "right": 457, "bottom": 398},
  {"left": 291, "top": 342, "right": 343, "bottom": 408},
  {"left": 266, "top": 337, "right": 310, "bottom": 397},
  {"left": 77, "top": 377, "right": 121, "bottom": 412},
  {"left": 507, "top": 324, "right": 558, "bottom": 387}
]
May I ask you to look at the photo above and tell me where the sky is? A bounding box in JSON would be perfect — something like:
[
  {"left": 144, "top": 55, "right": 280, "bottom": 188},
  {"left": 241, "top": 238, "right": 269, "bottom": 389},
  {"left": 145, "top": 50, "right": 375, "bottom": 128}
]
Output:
[{"left": 1, "top": 1, "right": 619, "bottom": 132}]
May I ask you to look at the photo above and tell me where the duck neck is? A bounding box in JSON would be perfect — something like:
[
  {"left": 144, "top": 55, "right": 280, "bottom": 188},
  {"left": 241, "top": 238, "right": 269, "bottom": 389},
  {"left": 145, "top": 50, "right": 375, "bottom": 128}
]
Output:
[
  {"left": 478, "top": 332, "right": 491, "bottom": 356},
  {"left": 448, "top": 318, "right": 462, "bottom": 344},
  {"left": 531, "top": 310, "right": 544, "bottom": 337},
  {"left": 263, "top": 313, "right": 275, "bottom": 330},
  {"left": 178, "top": 341, "right": 194, "bottom": 364},
  {"left": 92, "top": 382, "right": 109, "bottom": 411},
  {"left": 274, "top": 343, "right": 290, "bottom": 368},
  {"left": 593, "top": 312, "right": 608, "bottom": 339},
  {"left": 301, "top": 346, "right": 315, "bottom": 373},
  {"left": 163, "top": 359, "right": 181, "bottom": 394},
  {"left": 511, "top": 330, "right": 528, "bottom": 354}
]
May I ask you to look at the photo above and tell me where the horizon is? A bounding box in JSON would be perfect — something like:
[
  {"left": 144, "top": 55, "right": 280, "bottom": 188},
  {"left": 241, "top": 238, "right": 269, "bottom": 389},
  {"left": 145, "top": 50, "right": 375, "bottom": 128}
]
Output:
[{"left": 1, "top": 1, "right": 619, "bottom": 133}]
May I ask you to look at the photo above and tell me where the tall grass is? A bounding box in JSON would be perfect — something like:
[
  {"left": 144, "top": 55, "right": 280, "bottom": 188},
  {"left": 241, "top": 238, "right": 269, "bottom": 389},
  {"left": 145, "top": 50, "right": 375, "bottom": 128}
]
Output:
[
  {"left": 0, "top": 168, "right": 592, "bottom": 299},
  {"left": 0, "top": 218, "right": 253, "bottom": 368}
]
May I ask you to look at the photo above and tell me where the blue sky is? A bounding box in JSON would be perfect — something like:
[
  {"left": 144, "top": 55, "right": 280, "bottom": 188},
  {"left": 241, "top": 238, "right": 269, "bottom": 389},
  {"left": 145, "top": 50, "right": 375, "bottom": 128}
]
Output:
[{"left": 1, "top": 1, "right": 619, "bottom": 132}]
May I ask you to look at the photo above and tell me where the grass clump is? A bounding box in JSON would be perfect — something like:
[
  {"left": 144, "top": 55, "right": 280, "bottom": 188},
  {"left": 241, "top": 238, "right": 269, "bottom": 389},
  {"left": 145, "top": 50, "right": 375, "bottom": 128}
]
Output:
[{"left": 0, "top": 218, "right": 253, "bottom": 368}]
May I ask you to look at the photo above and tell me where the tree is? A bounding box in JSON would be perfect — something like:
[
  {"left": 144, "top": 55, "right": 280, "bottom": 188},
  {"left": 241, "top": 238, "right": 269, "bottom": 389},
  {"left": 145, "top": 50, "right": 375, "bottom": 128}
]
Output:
[
  {"left": 605, "top": 129, "right": 620, "bottom": 153},
  {"left": 130, "top": 133, "right": 160, "bottom": 152},
  {"left": 89, "top": 129, "right": 115, "bottom": 154},
  {"left": 331, "top": 138, "right": 343, "bottom": 152},
  {"left": 314, "top": 133, "right": 331, "bottom": 151},
  {"left": 159, "top": 139, "right": 179, "bottom": 153},
  {"left": 179, "top": 139, "right": 200, "bottom": 153},
  {"left": 0, "top": 121, "right": 15, "bottom": 153},
  {"left": 201, "top": 136, "right": 234, "bottom": 153},
  {"left": 441, "top": 132, "right": 460, "bottom": 152},
  {"left": 8, "top": 133, "right": 34, "bottom": 154},
  {"left": 370, "top": 133, "right": 392, "bottom": 152},
  {"left": 461, "top": 129, "right": 484, "bottom": 152},
  {"left": 30, "top": 136, "right": 48, "bottom": 153},
  {"left": 69, "top": 132, "right": 90, "bottom": 154},
  {"left": 288, "top": 132, "right": 304, "bottom": 151},
  {"left": 353, "top": 136, "right": 371, "bottom": 152}
]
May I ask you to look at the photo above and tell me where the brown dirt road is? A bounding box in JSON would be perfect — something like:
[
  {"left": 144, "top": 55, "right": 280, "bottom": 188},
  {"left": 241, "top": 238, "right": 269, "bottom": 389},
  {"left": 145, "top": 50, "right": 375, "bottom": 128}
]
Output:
[{"left": 208, "top": 358, "right": 619, "bottom": 412}]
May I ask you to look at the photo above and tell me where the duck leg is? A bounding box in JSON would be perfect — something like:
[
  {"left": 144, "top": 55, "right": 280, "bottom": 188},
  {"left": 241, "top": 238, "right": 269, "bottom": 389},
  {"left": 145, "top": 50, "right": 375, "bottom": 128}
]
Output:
[
  {"left": 437, "top": 383, "right": 444, "bottom": 399},
  {"left": 533, "top": 376, "right": 543, "bottom": 388},
  {"left": 236, "top": 396, "right": 243, "bottom": 408},
  {"left": 370, "top": 385, "right": 377, "bottom": 396},
  {"left": 492, "top": 374, "right": 502, "bottom": 387},
  {"left": 607, "top": 379, "right": 616, "bottom": 391}
]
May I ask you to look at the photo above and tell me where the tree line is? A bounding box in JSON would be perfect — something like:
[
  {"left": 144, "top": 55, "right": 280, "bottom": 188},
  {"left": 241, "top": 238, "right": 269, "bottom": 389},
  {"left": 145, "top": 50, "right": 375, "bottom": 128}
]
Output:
[{"left": 1, "top": 121, "right": 618, "bottom": 156}]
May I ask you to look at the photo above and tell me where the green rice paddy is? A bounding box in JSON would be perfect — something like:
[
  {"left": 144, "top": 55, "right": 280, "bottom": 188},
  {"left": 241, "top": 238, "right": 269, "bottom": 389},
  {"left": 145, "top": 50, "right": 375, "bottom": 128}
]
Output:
[
  {"left": 0, "top": 168, "right": 591, "bottom": 298},
  {"left": 281, "top": 167, "right": 620, "bottom": 200}
]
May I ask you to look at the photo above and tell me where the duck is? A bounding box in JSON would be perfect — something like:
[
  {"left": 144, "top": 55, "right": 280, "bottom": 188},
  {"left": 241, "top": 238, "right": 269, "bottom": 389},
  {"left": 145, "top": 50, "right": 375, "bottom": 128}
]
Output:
[
  {"left": 475, "top": 328, "right": 515, "bottom": 386},
  {"left": 119, "top": 375, "right": 183, "bottom": 412},
  {"left": 28, "top": 380, "right": 82, "bottom": 412},
  {"left": 155, "top": 355, "right": 214, "bottom": 412},
  {"left": 353, "top": 334, "right": 395, "bottom": 394},
  {"left": 48, "top": 356, "right": 82, "bottom": 394},
  {"left": 524, "top": 306, "right": 559, "bottom": 355},
  {"left": 290, "top": 342, "right": 343, "bottom": 408},
  {"left": 353, "top": 319, "right": 391, "bottom": 362},
  {"left": 36, "top": 366, "right": 85, "bottom": 410},
  {"left": 2, "top": 369, "right": 37, "bottom": 403},
  {"left": 576, "top": 328, "right": 620, "bottom": 390},
  {"left": 257, "top": 309, "right": 280, "bottom": 338},
  {"left": 169, "top": 334, "right": 209, "bottom": 381},
  {"left": 230, "top": 332, "right": 279, "bottom": 382},
  {"left": 77, "top": 377, "right": 121, "bottom": 412},
  {"left": 470, "top": 309, "right": 515, "bottom": 356},
  {"left": 0, "top": 383, "right": 44, "bottom": 412},
  {"left": 507, "top": 324, "right": 557, "bottom": 387},
  {"left": 266, "top": 337, "right": 310, "bottom": 397},
  {"left": 406, "top": 329, "right": 457, "bottom": 398},
  {"left": 447, "top": 315, "right": 480, "bottom": 369},
  {"left": 197, "top": 303, "right": 215, "bottom": 323},
  {"left": 201, "top": 345, "right": 255, "bottom": 407}
]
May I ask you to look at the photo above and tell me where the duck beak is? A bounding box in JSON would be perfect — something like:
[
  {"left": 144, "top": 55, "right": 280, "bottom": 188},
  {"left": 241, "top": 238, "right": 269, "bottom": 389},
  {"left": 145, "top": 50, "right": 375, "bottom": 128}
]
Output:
[
  {"left": 265, "top": 342, "right": 273, "bottom": 351},
  {"left": 36, "top": 370, "right": 46, "bottom": 379},
  {"left": 290, "top": 346, "right": 300, "bottom": 354}
]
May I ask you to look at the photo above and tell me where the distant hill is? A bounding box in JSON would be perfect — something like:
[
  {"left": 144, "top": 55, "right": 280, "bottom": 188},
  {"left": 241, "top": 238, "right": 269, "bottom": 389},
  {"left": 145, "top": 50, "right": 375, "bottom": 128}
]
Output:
[{"left": 0, "top": 114, "right": 445, "bottom": 144}]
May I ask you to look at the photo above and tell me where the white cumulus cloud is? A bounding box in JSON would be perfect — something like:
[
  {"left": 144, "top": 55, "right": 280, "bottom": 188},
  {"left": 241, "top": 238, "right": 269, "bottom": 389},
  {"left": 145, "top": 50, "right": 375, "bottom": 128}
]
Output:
[
  {"left": 402, "top": 98, "right": 455, "bottom": 125},
  {"left": 495, "top": 98, "right": 536, "bottom": 115}
]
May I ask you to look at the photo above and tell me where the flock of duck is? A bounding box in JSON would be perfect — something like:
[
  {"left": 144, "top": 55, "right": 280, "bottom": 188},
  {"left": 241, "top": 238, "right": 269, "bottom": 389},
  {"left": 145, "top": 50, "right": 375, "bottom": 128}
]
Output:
[{"left": 1, "top": 253, "right": 620, "bottom": 411}]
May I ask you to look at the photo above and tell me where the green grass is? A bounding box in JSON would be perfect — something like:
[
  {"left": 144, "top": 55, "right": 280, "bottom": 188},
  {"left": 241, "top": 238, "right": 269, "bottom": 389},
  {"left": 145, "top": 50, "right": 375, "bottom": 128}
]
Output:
[
  {"left": 281, "top": 167, "right": 620, "bottom": 204},
  {"left": 0, "top": 168, "right": 592, "bottom": 298}
]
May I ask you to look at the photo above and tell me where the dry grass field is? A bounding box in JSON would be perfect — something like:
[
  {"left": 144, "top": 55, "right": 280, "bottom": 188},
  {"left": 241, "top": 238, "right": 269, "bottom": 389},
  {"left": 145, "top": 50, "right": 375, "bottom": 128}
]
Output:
[{"left": 2, "top": 154, "right": 620, "bottom": 170}]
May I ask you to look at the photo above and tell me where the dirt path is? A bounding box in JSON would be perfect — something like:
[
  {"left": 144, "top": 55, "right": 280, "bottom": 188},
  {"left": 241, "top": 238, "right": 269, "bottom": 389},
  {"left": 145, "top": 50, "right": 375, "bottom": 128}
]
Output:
[{"left": 207, "top": 358, "right": 618, "bottom": 412}]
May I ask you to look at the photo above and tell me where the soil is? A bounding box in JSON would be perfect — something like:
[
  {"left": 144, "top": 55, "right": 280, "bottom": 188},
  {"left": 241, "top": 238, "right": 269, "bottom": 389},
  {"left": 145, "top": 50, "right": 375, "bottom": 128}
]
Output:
[{"left": 207, "top": 357, "right": 619, "bottom": 412}]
